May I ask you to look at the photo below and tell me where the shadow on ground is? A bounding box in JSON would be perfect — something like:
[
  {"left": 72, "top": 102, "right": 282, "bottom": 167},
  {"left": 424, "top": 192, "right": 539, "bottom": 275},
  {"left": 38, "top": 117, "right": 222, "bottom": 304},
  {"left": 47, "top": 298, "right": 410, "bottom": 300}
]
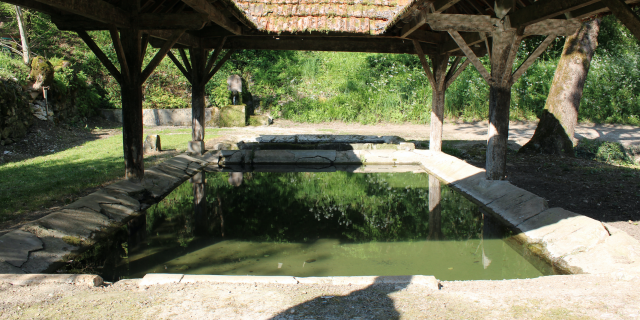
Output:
[{"left": 270, "top": 277, "right": 410, "bottom": 319}]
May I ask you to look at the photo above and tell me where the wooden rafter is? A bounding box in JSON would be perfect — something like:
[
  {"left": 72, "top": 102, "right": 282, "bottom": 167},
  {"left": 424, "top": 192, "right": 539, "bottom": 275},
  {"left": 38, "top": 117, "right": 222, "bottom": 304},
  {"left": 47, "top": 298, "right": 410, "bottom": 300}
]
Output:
[
  {"left": 401, "top": 0, "right": 464, "bottom": 37},
  {"left": 601, "top": 0, "right": 640, "bottom": 41},
  {"left": 445, "top": 59, "right": 470, "bottom": 89},
  {"left": 135, "top": 13, "right": 209, "bottom": 30},
  {"left": 141, "top": 34, "right": 150, "bottom": 60},
  {"left": 33, "top": 0, "right": 130, "bottom": 28},
  {"left": 205, "top": 37, "right": 227, "bottom": 75},
  {"left": 141, "top": 29, "right": 186, "bottom": 83},
  {"left": 206, "top": 49, "right": 234, "bottom": 82},
  {"left": 76, "top": 30, "right": 121, "bottom": 83},
  {"left": 523, "top": 19, "right": 582, "bottom": 36},
  {"left": 448, "top": 30, "right": 491, "bottom": 83},
  {"left": 181, "top": 0, "right": 242, "bottom": 35},
  {"left": 109, "top": 26, "right": 131, "bottom": 85},
  {"left": 199, "top": 36, "right": 446, "bottom": 55},
  {"left": 508, "top": 0, "right": 599, "bottom": 28},
  {"left": 145, "top": 29, "right": 200, "bottom": 48},
  {"left": 178, "top": 48, "right": 193, "bottom": 74},
  {"left": 167, "top": 50, "right": 191, "bottom": 80},
  {"left": 412, "top": 40, "right": 436, "bottom": 88},
  {"left": 442, "top": 32, "right": 484, "bottom": 53},
  {"left": 510, "top": 34, "right": 556, "bottom": 85}
]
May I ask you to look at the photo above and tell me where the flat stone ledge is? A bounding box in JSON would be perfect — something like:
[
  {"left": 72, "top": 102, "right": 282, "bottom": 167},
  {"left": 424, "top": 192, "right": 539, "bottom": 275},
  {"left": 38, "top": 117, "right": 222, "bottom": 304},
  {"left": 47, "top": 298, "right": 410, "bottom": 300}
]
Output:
[
  {"left": 139, "top": 273, "right": 184, "bottom": 286},
  {"left": 0, "top": 274, "right": 103, "bottom": 286},
  {"left": 181, "top": 275, "right": 298, "bottom": 285},
  {"left": 295, "top": 275, "right": 438, "bottom": 289},
  {"left": 0, "top": 230, "right": 43, "bottom": 268}
]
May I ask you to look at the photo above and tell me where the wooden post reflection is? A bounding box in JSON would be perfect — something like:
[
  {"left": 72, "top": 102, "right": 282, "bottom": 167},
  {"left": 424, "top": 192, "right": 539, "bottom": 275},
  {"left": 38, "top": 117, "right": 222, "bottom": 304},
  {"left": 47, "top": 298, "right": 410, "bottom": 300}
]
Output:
[
  {"left": 428, "top": 175, "right": 443, "bottom": 240},
  {"left": 190, "top": 171, "right": 206, "bottom": 235}
]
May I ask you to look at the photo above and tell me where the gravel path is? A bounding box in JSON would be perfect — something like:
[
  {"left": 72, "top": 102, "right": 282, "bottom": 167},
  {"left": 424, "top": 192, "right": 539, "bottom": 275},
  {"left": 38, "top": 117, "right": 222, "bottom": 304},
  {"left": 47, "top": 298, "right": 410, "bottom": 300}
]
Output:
[{"left": 1, "top": 274, "right": 639, "bottom": 319}]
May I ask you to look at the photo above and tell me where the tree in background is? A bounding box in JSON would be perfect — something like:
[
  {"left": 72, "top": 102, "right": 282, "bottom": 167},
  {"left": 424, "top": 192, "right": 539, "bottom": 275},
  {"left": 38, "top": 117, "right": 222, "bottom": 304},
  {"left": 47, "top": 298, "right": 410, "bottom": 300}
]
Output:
[
  {"left": 14, "top": 6, "right": 29, "bottom": 65},
  {"left": 519, "top": 19, "right": 601, "bottom": 155}
]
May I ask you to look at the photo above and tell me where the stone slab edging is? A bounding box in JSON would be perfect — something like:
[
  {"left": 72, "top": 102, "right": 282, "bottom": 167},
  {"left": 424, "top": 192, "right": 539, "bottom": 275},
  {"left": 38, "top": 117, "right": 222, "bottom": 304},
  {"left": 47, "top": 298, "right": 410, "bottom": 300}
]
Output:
[
  {"left": 0, "top": 152, "right": 218, "bottom": 275},
  {"left": 1, "top": 147, "right": 639, "bottom": 279},
  {"left": 139, "top": 274, "right": 439, "bottom": 290},
  {"left": 0, "top": 274, "right": 103, "bottom": 286}
]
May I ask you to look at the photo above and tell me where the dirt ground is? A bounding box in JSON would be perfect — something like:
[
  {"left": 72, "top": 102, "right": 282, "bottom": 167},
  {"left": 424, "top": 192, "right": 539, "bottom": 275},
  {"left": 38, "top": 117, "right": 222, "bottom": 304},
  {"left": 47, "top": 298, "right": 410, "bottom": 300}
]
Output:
[
  {"left": 1, "top": 118, "right": 639, "bottom": 241},
  {"left": 1, "top": 274, "right": 639, "bottom": 319}
]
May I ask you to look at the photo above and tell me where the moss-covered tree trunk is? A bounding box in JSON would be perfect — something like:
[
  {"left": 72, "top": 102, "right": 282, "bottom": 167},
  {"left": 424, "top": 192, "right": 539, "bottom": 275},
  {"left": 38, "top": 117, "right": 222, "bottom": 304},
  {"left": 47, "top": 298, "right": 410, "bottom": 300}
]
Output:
[{"left": 520, "top": 20, "right": 600, "bottom": 155}]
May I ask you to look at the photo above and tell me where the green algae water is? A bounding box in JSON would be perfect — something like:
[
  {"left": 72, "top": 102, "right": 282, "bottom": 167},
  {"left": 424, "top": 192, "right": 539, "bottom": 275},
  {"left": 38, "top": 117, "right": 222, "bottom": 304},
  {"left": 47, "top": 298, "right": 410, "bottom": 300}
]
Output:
[{"left": 71, "top": 168, "right": 552, "bottom": 281}]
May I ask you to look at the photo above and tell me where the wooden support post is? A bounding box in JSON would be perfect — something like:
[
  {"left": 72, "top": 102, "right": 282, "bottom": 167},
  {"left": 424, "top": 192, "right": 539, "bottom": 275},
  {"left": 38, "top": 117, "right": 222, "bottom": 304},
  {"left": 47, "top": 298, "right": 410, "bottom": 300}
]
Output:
[
  {"left": 428, "top": 175, "right": 443, "bottom": 240},
  {"left": 189, "top": 47, "right": 208, "bottom": 154},
  {"left": 413, "top": 40, "right": 469, "bottom": 152},
  {"left": 486, "top": 30, "right": 522, "bottom": 180},
  {"left": 120, "top": 28, "right": 145, "bottom": 180}
]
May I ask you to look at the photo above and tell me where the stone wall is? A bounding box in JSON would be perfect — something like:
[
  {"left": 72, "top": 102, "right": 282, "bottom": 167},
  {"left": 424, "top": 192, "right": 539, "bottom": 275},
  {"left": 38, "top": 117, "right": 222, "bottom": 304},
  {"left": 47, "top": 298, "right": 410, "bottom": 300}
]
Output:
[
  {"left": 101, "top": 107, "right": 221, "bottom": 127},
  {"left": 0, "top": 79, "right": 33, "bottom": 145}
]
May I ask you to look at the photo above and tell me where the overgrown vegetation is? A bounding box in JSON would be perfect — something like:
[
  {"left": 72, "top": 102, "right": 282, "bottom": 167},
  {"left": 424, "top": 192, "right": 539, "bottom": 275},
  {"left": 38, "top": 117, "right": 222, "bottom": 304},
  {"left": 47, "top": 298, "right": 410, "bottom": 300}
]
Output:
[
  {"left": 575, "top": 139, "right": 636, "bottom": 165},
  {"left": 0, "top": 6, "right": 638, "bottom": 125}
]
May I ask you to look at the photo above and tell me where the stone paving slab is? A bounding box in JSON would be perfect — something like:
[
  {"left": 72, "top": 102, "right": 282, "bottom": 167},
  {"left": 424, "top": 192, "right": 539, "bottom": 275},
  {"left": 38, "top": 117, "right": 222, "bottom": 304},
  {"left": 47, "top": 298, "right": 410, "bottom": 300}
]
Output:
[
  {"left": 0, "top": 261, "right": 24, "bottom": 274},
  {"left": 0, "top": 273, "right": 103, "bottom": 286},
  {"left": 415, "top": 149, "right": 640, "bottom": 278},
  {"left": 0, "top": 230, "right": 43, "bottom": 268},
  {"left": 20, "top": 236, "right": 78, "bottom": 274},
  {"left": 181, "top": 275, "right": 299, "bottom": 285}
]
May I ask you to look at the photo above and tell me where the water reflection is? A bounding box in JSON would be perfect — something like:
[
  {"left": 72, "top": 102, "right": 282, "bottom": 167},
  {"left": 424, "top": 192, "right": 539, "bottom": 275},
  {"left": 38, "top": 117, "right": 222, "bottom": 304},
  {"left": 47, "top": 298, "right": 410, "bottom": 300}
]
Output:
[{"left": 66, "top": 170, "right": 552, "bottom": 281}]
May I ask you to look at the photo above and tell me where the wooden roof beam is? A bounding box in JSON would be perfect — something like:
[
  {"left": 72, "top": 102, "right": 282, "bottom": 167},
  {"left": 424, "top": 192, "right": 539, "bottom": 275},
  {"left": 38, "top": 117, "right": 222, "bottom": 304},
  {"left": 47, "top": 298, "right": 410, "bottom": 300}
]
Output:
[
  {"left": 401, "top": 0, "right": 463, "bottom": 38},
  {"left": 567, "top": 0, "right": 640, "bottom": 20},
  {"left": 2, "top": 0, "right": 64, "bottom": 15},
  {"left": 196, "top": 36, "right": 450, "bottom": 55},
  {"left": 508, "top": 0, "right": 599, "bottom": 28},
  {"left": 181, "top": 0, "right": 242, "bottom": 35},
  {"left": 145, "top": 29, "right": 201, "bottom": 48},
  {"left": 136, "top": 13, "right": 209, "bottom": 30},
  {"left": 33, "top": 0, "right": 130, "bottom": 28},
  {"left": 601, "top": 0, "right": 640, "bottom": 40}
]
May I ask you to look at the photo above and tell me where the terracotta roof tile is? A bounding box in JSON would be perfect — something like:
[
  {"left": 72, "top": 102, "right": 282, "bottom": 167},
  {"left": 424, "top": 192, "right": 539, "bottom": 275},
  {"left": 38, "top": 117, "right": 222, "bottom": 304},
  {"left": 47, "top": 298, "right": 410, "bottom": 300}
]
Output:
[{"left": 230, "top": 0, "right": 413, "bottom": 34}]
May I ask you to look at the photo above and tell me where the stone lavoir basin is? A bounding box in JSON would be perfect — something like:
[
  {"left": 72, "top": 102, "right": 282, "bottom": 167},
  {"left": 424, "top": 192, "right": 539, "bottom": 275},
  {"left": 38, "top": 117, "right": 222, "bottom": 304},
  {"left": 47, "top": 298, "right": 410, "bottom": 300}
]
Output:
[{"left": 67, "top": 167, "right": 553, "bottom": 282}]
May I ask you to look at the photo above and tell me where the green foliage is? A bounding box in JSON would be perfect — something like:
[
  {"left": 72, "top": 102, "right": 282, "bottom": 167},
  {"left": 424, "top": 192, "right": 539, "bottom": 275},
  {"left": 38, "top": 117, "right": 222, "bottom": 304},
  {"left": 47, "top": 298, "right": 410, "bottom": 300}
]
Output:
[
  {"left": 575, "top": 139, "right": 634, "bottom": 165},
  {"left": 145, "top": 171, "right": 482, "bottom": 244}
]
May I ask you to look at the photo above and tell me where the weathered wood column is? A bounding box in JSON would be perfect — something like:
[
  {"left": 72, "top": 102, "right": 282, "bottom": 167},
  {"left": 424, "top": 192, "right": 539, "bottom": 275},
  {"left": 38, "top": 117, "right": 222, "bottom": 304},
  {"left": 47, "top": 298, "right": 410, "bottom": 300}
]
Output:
[
  {"left": 428, "top": 175, "right": 443, "bottom": 240},
  {"left": 167, "top": 39, "right": 235, "bottom": 154},
  {"left": 77, "top": 28, "right": 185, "bottom": 180},
  {"left": 449, "top": 26, "right": 556, "bottom": 180},
  {"left": 413, "top": 41, "right": 470, "bottom": 152}
]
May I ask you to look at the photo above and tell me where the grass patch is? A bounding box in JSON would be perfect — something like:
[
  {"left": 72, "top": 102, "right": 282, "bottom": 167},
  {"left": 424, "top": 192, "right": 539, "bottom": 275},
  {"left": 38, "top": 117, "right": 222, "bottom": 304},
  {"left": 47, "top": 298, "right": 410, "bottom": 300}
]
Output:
[
  {"left": 575, "top": 139, "right": 636, "bottom": 166},
  {"left": 0, "top": 128, "right": 193, "bottom": 221}
]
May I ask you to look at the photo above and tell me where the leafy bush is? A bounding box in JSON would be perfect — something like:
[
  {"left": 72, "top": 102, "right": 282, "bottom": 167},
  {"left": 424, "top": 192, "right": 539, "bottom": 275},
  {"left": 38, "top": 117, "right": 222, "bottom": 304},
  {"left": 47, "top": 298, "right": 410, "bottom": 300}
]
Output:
[{"left": 575, "top": 139, "right": 634, "bottom": 165}]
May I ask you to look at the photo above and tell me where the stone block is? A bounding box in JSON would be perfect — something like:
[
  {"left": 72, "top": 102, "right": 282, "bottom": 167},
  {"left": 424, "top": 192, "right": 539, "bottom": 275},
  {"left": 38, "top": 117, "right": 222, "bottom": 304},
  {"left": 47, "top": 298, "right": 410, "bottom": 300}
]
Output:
[
  {"left": 563, "top": 231, "right": 640, "bottom": 275},
  {"left": 139, "top": 273, "right": 184, "bottom": 286},
  {"left": 32, "top": 208, "right": 112, "bottom": 240},
  {"left": 486, "top": 189, "right": 548, "bottom": 227},
  {"left": 143, "top": 135, "right": 161, "bottom": 153},
  {"left": 188, "top": 140, "right": 205, "bottom": 155},
  {"left": 219, "top": 105, "right": 247, "bottom": 127},
  {"left": 0, "top": 230, "right": 43, "bottom": 268},
  {"left": 252, "top": 150, "right": 336, "bottom": 164},
  {"left": 180, "top": 275, "right": 298, "bottom": 284},
  {"left": 219, "top": 150, "right": 246, "bottom": 165},
  {"left": 335, "top": 151, "right": 363, "bottom": 164},
  {"left": 0, "top": 274, "right": 103, "bottom": 286},
  {"left": 248, "top": 114, "right": 272, "bottom": 126},
  {"left": 518, "top": 208, "right": 610, "bottom": 260},
  {"left": 0, "top": 261, "right": 25, "bottom": 274},
  {"left": 20, "top": 236, "right": 79, "bottom": 274}
]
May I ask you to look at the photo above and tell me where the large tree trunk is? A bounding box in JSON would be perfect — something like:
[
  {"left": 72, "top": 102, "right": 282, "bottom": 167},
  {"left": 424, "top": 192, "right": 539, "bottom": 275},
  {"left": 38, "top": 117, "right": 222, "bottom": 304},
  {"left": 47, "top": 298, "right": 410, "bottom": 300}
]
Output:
[
  {"left": 520, "top": 20, "right": 600, "bottom": 155},
  {"left": 14, "top": 6, "right": 30, "bottom": 65}
]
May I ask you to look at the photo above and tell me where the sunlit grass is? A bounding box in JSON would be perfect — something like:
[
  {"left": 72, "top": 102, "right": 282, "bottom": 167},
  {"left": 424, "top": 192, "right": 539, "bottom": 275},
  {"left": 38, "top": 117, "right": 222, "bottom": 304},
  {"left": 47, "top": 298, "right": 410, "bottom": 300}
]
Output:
[{"left": 0, "top": 128, "right": 204, "bottom": 221}]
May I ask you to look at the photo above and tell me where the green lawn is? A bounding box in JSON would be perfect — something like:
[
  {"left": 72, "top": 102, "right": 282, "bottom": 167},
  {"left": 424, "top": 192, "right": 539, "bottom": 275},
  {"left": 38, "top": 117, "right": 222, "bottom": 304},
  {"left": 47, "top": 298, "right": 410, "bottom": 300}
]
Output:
[{"left": 0, "top": 128, "right": 217, "bottom": 221}]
